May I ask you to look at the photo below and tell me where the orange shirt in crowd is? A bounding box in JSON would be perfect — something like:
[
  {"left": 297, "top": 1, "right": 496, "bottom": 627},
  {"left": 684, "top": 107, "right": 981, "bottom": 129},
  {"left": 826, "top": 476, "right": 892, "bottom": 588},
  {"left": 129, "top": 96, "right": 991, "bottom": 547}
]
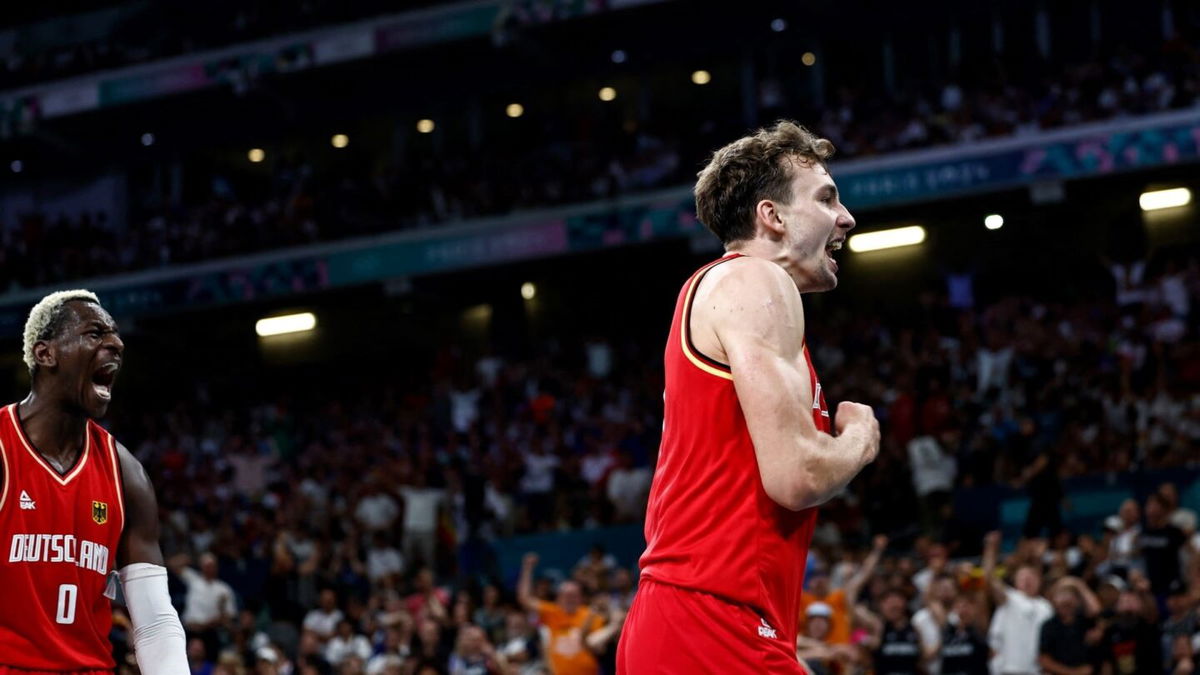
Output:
[
  {"left": 797, "top": 589, "right": 851, "bottom": 644},
  {"left": 536, "top": 600, "right": 604, "bottom": 675}
]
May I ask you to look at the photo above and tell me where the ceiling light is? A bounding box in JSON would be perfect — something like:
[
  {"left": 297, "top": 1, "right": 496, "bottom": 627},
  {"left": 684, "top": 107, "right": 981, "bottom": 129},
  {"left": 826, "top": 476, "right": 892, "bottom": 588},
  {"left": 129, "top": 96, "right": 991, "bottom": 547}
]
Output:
[
  {"left": 256, "top": 312, "right": 316, "bottom": 337},
  {"left": 848, "top": 225, "right": 926, "bottom": 252},
  {"left": 1139, "top": 187, "right": 1191, "bottom": 211}
]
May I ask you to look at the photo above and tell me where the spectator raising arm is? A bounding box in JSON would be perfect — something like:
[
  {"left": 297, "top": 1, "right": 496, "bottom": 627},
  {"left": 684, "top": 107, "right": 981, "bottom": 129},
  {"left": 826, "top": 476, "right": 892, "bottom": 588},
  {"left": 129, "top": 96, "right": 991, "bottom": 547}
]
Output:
[
  {"left": 517, "top": 552, "right": 540, "bottom": 612},
  {"left": 846, "top": 535, "right": 889, "bottom": 607},
  {"left": 1052, "top": 576, "right": 1101, "bottom": 617},
  {"left": 982, "top": 530, "right": 1008, "bottom": 607}
]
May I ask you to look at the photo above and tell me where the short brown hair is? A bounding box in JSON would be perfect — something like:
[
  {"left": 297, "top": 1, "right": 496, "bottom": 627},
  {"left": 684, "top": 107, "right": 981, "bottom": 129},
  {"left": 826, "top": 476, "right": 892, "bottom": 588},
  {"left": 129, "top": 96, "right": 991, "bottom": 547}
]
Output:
[{"left": 694, "top": 120, "right": 834, "bottom": 245}]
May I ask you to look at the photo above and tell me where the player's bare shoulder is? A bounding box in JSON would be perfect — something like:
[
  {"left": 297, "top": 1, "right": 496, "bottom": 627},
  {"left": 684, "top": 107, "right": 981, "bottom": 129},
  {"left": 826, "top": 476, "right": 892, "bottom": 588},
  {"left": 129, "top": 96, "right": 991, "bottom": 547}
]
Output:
[{"left": 690, "top": 256, "right": 804, "bottom": 364}]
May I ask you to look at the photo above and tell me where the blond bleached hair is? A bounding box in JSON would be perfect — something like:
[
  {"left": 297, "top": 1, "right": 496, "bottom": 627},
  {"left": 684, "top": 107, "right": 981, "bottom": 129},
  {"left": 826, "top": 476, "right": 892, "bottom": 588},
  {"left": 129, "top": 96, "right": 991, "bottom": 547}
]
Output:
[{"left": 23, "top": 289, "right": 100, "bottom": 373}]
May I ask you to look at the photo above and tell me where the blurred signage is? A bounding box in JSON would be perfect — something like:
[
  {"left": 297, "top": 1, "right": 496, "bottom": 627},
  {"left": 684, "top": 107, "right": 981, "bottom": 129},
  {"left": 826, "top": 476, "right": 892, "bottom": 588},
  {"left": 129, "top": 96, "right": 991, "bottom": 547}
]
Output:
[
  {"left": 1, "top": 111, "right": 1197, "bottom": 331},
  {"left": 0, "top": 0, "right": 668, "bottom": 126},
  {"left": 837, "top": 109, "right": 1200, "bottom": 207}
]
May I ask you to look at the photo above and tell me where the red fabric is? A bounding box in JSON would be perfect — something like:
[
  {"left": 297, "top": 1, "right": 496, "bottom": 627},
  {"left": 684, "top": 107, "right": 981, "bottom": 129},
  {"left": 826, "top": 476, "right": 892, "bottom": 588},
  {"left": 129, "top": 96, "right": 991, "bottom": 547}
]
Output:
[
  {"left": 617, "top": 580, "right": 809, "bottom": 674},
  {"left": 0, "top": 662, "right": 112, "bottom": 667},
  {"left": 632, "top": 255, "right": 831, "bottom": 652},
  {"left": 0, "top": 404, "right": 124, "bottom": 670}
]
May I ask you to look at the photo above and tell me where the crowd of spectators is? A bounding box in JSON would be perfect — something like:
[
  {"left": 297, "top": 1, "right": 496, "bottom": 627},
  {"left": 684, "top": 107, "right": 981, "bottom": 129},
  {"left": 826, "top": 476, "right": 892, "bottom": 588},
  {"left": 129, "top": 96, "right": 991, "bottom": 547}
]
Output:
[
  {"left": 0, "top": 1, "right": 440, "bottom": 91},
  {"left": 3, "top": 26, "right": 1199, "bottom": 292},
  {"left": 87, "top": 243, "right": 1200, "bottom": 672}
]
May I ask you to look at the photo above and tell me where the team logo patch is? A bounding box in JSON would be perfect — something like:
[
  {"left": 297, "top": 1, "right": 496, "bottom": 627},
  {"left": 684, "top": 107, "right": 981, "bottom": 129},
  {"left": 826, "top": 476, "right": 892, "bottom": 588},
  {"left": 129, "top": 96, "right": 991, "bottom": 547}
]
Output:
[{"left": 92, "top": 501, "right": 108, "bottom": 524}]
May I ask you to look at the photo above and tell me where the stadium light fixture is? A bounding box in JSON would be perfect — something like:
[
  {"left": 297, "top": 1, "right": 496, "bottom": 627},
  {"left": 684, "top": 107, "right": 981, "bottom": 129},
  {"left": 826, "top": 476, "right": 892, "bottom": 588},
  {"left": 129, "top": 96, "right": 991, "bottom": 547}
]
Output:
[
  {"left": 801, "top": 52, "right": 817, "bottom": 67},
  {"left": 10, "top": 160, "right": 22, "bottom": 173},
  {"left": 521, "top": 282, "right": 537, "bottom": 300},
  {"left": 771, "top": 18, "right": 787, "bottom": 32},
  {"left": 416, "top": 119, "right": 436, "bottom": 134},
  {"left": 256, "top": 312, "right": 316, "bottom": 337},
  {"left": 691, "top": 70, "right": 712, "bottom": 85},
  {"left": 1139, "top": 187, "right": 1191, "bottom": 211},
  {"left": 611, "top": 49, "right": 627, "bottom": 64},
  {"left": 848, "top": 225, "right": 926, "bottom": 253},
  {"left": 331, "top": 134, "right": 349, "bottom": 148},
  {"left": 506, "top": 103, "right": 525, "bottom": 118},
  {"left": 984, "top": 214, "right": 1004, "bottom": 230},
  {"left": 598, "top": 87, "right": 617, "bottom": 102},
  {"left": 248, "top": 148, "right": 265, "bottom": 163},
  {"left": 141, "top": 133, "right": 155, "bottom": 146}
]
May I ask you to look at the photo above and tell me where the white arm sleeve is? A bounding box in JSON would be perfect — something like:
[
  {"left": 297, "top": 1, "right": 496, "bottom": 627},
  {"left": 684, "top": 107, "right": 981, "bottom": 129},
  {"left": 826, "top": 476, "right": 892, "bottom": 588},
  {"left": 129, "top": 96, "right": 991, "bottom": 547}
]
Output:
[{"left": 119, "top": 563, "right": 189, "bottom": 675}]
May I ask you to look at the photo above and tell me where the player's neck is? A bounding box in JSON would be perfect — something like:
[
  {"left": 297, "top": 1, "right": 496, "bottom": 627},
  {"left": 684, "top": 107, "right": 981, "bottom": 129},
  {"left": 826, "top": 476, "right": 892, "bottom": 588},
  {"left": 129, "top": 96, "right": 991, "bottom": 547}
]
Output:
[
  {"left": 729, "top": 241, "right": 800, "bottom": 283},
  {"left": 18, "top": 392, "right": 88, "bottom": 470}
]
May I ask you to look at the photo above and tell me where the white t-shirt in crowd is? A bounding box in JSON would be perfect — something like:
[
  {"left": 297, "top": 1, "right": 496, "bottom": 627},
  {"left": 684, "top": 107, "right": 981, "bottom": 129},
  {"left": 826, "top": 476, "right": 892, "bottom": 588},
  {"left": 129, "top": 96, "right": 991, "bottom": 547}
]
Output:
[
  {"left": 449, "top": 389, "right": 481, "bottom": 433},
  {"left": 179, "top": 567, "right": 236, "bottom": 627},
  {"left": 581, "top": 451, "right": 615, "bottom": 486},
  {"left": 325, "top": 634, "right": 373, "bottom": 664},
  {"left": 987, "top": 588, "right": 1053, "bottom": 675},
  {"left": 399, "top": 487, "right": 445, "bottom": 532},
  {"left": 607, "top": 466, "right": 652, "bottom": 519},
  {"left": 355, "top": 492, "right": 400, "bottom": 531},
  {"left": 303, "top": 608, "right": 344, "bottom": 639},
  {"left": 912, "top": 607, "right": 953, "bottom": 675},
  {"left": 906, "top": 436, "right": 957, "bottom": 497},
  {"left": 366, "top": 546, "right": 405, "bottom": 582},
  {"left": 521, "top": 453, "right": 559, "bottom": 494}
]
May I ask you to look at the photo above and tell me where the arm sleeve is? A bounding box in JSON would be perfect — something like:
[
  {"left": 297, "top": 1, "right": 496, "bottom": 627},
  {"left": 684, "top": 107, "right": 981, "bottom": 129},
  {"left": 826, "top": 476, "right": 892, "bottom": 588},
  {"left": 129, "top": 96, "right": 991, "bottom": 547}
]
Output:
[{"left": 119, "top": 563, "right": 189, "bottom": 675}]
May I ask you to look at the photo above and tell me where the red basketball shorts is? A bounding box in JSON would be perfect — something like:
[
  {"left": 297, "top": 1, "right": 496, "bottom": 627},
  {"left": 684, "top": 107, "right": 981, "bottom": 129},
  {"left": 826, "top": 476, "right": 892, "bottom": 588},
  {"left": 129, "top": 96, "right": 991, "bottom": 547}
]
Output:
[{"left": 617, "top": 579, "right": 809, "bottom": 674}]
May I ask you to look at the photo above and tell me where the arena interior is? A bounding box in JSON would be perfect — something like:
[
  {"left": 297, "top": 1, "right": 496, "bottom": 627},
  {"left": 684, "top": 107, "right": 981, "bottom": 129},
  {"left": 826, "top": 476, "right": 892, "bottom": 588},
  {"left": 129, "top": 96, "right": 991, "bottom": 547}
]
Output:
[{"left": 1, "top": 1, "right": 1199, "bottom": 673}]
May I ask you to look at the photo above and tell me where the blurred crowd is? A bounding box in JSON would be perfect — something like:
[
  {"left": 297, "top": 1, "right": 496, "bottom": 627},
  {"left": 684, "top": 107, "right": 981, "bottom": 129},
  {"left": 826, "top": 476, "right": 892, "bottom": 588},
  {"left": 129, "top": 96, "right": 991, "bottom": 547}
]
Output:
[
  {"left": 90, "top": 244, "right": 1200, "bottom": 672},
  {"left": 0, "top": 1, "right": 436, "bottom": 91},
  {"left": 793, "top": 510, "right": 1200, "bottom": 675},
  {"left": 3, "top": 29, "right": 1200, "bottom": 291}
]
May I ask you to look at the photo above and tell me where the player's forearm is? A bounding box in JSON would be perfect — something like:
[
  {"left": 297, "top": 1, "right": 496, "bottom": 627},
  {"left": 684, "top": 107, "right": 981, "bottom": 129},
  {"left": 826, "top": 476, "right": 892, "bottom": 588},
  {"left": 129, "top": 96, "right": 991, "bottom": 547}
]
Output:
[
  {"left": 791, "top": 424, "right": 874, "bottom": 509},
  {"left": 120, "top": 564, "right": 188, "bottom": 674}
]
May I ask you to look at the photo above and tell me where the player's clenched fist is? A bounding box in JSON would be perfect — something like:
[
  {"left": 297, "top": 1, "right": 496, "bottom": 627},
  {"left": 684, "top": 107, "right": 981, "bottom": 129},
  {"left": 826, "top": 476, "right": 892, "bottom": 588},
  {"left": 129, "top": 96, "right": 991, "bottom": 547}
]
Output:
[{"left": 834, "top": 401, "right": 880, "bottom": 465}]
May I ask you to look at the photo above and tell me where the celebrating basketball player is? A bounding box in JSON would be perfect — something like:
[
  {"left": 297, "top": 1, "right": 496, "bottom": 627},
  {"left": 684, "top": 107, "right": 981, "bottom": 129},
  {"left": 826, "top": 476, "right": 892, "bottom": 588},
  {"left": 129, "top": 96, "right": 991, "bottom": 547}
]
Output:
[
  {"left": 0, "top": 290, "right": 187, "bottom": 673},
  {"left": 617, "top": 121, "right": 880, "bottom": 673}
]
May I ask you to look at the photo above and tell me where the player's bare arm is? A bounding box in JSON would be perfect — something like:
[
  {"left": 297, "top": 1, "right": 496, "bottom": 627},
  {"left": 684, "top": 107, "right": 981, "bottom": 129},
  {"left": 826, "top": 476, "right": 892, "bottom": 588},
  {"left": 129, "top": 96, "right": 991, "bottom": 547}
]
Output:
[
  {"left": 694, "top": 256, "right": 879, "bottom": 511},
  {"left": 117, "top": 443, "right": 165, "bottom": 568},
  {"left": 115, "top": 441, "right": 189, "bottom": 673}
]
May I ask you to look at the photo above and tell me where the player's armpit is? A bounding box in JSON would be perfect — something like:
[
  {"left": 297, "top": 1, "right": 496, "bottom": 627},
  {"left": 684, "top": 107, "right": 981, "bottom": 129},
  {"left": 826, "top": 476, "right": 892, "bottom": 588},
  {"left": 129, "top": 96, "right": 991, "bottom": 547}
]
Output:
[
  {"left": 116, "top": 442, "right": 166, "bottom": 568},
  {"left": 707, "top": 258, "right": 874, "bottom": 510}
]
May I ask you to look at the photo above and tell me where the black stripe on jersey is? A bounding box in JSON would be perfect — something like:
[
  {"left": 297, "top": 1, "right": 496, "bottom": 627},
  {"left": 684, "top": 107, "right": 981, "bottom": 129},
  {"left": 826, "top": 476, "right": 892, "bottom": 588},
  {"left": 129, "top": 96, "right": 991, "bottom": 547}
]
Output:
[{"left": 685, "top": 257, "right": 736, "bottom": 373}]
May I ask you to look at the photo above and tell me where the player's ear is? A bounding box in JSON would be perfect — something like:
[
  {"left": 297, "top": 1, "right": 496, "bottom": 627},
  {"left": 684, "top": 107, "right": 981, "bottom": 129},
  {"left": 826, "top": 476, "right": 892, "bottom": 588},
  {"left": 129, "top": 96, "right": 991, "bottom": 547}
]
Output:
[
  {"left": 33, "top": 340, "right": 58, "bottom": 370},
  {"left": 754, "top": 199, "right": 786, "bottom": 239}
]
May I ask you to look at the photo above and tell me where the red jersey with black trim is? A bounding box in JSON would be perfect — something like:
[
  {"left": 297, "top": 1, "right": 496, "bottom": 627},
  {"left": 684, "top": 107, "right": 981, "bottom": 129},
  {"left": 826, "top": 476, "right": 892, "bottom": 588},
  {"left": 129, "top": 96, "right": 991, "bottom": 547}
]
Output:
[
  {"left": 639, "top": 254, "right": 831, "bottom": 644},
  {"left": 0, "top": 403, "right": 125, "bottom": 670}
]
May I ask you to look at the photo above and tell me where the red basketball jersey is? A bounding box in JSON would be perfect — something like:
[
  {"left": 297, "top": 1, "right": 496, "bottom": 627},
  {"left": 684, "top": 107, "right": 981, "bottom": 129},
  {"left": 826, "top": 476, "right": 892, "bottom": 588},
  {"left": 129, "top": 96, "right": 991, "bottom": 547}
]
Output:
[
  {"left": 0, "top": 403, "right": 125, "bottom": 670},
  {"left": 639, "top": 254, "right": 831, "bottom": 644}
]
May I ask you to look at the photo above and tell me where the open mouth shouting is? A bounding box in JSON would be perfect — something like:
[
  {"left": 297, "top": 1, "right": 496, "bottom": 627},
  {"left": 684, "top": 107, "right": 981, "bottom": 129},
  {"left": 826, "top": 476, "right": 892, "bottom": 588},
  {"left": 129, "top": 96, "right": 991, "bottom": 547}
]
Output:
[
  {"left": 91, "top": 362, "right": 119, "bottom": 401},
  {"left": 825, "top": 238, "right": 844, "bottom": 271}
]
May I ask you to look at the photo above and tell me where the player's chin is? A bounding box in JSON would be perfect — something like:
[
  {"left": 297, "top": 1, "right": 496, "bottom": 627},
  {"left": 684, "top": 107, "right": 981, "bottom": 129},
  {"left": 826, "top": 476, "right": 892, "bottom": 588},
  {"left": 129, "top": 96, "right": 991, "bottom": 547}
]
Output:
[
  {"left": 814, "top": 268, "right": 839, "bottom": 292},
  {"left": 82, "top": 388, "right": 113, "bottom": 419}
]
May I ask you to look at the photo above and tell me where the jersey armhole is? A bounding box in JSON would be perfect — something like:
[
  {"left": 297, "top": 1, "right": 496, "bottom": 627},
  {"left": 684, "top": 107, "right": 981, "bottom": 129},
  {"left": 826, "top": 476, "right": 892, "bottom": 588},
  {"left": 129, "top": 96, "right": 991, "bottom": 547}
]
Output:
[
  {"left": 681, "top": 258, "right": 736, "bottom": 380},
  {"left": 108, "top": 433, "right": 127, "bottom": 531},
  {"left": 0, "top": 435, "right": 9, "bottom": 514}
]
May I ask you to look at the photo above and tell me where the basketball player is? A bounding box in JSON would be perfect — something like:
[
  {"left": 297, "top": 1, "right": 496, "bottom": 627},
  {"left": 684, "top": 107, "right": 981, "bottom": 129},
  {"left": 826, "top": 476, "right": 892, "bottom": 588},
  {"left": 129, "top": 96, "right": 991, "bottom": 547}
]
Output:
[
  {"left": 616, "top": 121, "right": 880, "bottom": 673},
  {"left": 1, "top": 290, "right": 187, "bottom": 673}
]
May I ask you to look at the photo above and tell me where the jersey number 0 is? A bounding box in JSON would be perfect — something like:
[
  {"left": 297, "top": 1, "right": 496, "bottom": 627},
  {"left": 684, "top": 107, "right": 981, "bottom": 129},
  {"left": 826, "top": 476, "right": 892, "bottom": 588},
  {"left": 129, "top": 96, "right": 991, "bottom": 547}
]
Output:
[{"left": 55, "top": 584, "right": 78, "bottom": 624}]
